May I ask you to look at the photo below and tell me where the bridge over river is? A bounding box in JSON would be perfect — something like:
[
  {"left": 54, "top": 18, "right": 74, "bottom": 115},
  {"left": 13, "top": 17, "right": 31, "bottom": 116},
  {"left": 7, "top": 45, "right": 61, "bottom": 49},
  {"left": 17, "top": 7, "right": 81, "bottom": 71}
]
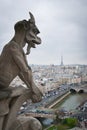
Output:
[
  {"left": 24, "top": 108, "right": 56, "bottom": 119},
  {"left": 25, "top": 112, "right": 56, "bottom": 119},
  {"left": 70, "top": 84, "right": 87, "bottom": 93}
]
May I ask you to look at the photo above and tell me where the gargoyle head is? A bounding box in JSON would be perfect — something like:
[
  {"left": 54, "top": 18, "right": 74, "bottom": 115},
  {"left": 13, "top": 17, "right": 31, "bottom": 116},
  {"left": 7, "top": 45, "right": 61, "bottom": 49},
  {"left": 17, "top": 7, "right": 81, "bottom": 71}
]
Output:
[{"left": 14, "top": 12, "right": 41, "bottom": 54}]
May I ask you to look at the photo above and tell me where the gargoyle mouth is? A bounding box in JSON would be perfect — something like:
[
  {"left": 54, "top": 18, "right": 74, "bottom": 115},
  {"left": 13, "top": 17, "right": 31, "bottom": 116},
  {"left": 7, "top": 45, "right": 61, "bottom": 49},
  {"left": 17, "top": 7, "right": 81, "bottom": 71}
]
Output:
[
  {"left": 32, "top": 36, "right": 41, "bottom": 45},
  {"left": 26, "top": 32, "right": 41, "bottom": 48},
  {"left": 25, "top": 35, "right": 41, "bottom": 55},
  {"left": 30, "top": 31, "right": 41, "bottom": 45}
]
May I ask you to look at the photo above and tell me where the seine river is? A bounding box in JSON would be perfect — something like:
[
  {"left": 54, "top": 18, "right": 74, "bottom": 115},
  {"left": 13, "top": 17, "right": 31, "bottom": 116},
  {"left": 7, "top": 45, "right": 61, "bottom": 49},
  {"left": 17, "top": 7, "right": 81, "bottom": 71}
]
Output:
[
  {"left": 54, "top": 93, "right": 87, "bottom": 111},
  {"left": 42, "top": 93, "right": 87, "bottom": 127}
]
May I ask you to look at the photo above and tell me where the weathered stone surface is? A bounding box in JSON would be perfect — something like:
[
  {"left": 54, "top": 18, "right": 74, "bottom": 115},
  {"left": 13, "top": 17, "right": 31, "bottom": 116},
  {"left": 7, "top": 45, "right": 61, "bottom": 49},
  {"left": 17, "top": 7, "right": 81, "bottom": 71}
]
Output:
[
  {"left": 0, "top": 12, "right": 42, "bottom": 100},
  {"left": 0, "top": 89, "right": 11, "bottom": 100},
  {"left": 0, "top": 117, "right": 4, "bottom": 130},
  {"left": 0, "top": 12, "right": 42, "bottom": 130},
  {"left": 10, "top": 116, "right": 42, "bottom": 130},
  {"left": 1, "top": 86, "right": 42, "bottom": 130},
  {"left": 0, "top": 86, "right": 28, "bottom": 117},
  {"left": 0, "top": 99, "right": 10, "bottom": 116},
  {"left": 3, "top": 87, "right": 31, "bottom": 130}
]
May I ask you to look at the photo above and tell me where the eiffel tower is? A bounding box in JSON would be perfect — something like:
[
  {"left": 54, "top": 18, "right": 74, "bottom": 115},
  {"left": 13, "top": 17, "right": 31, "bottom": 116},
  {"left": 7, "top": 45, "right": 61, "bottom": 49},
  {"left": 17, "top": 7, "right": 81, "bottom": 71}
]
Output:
[{"left": 60, "top": 55, "right": 63, "bottom": 66}]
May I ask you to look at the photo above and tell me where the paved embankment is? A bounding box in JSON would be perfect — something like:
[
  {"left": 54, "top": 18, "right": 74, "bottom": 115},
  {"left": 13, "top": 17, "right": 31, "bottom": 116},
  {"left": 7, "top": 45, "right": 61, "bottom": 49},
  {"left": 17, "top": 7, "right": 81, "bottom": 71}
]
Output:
[{"left": 48, "top": 91, "right": 71, "bottom": 108}]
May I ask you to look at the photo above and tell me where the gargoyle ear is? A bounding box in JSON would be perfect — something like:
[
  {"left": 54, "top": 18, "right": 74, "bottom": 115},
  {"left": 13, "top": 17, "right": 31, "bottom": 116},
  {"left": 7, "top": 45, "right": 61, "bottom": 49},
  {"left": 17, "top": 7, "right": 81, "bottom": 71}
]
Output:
[{"left": 29, "top": 12, "right": 35, "bottom": 24}]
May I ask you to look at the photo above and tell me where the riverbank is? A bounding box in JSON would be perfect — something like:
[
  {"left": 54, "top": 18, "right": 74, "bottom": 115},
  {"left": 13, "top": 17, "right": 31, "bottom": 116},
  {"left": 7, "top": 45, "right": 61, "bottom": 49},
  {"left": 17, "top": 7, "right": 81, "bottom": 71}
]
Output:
[
  {"left": 47, "top": 91, "right": 71, "bottom": 108},
  {"left": 76, "top": 100, "right": 87, "bottom": 112}
]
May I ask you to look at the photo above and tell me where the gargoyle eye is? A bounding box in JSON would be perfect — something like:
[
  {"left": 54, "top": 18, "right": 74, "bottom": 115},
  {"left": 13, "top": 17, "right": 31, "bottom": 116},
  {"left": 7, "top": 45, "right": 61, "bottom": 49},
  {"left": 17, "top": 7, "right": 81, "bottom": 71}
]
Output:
[{"left": 33, "top": 27, "right": 40, "bottom": 34}]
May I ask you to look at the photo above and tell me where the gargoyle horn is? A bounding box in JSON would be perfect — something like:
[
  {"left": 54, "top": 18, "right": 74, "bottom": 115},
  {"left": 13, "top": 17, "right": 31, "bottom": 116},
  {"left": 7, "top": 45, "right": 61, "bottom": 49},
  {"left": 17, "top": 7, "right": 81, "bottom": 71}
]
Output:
[{"left": 29, "top": 12, "right": 35, "bottom": 23}]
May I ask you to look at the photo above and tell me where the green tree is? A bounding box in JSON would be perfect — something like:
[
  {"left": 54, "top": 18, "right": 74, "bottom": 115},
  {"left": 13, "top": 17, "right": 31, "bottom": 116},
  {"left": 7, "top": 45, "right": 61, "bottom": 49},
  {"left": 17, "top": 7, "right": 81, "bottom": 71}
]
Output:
[{"left": 62, "top": 118, "right": 78, "bottom": 128}]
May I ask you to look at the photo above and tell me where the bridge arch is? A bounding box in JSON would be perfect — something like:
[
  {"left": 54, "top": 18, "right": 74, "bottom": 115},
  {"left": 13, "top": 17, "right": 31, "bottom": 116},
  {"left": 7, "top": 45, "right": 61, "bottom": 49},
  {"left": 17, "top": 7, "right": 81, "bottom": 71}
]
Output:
[
  {"left": 78, "top": 89, "right": 84, "bottom": 93},
  {"left": 70, "top": 89, "right": 77, "bottom": 93}
]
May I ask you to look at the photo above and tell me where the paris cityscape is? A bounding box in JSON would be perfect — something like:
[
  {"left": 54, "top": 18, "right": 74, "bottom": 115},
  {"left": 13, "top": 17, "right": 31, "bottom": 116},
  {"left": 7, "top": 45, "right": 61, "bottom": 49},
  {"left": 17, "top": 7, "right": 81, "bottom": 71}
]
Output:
[{"left": 10, "top": 59, "right": 87, "bottom": 129}]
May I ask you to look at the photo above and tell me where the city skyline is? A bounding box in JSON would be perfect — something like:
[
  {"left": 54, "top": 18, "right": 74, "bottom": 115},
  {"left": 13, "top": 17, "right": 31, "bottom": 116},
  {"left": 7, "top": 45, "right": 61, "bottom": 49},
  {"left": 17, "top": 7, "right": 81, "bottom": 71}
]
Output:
[{"left": 0, "top": 0, "right": 87, "bottom": 65}]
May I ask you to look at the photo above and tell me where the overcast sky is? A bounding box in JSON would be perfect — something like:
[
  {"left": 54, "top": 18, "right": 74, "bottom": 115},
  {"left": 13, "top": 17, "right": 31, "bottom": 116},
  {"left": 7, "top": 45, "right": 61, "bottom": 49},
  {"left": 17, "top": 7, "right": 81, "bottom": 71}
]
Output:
[{"left": 0, "top": 0, "right": 87, "bottom": 65}]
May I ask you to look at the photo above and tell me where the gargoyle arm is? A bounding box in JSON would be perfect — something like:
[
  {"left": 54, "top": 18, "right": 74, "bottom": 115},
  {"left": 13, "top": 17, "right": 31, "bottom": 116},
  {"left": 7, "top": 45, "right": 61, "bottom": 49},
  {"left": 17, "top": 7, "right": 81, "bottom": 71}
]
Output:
[{"left": 10, "top": 44, "right": 33, "bottom": 91}]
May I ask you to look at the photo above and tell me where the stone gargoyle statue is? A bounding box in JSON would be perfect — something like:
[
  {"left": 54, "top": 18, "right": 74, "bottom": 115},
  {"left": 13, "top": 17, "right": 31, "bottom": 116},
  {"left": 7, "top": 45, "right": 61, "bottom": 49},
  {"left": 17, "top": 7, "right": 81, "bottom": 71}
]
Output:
[{"left": 0, "top": 12, "right": 42, "bottom": 130}]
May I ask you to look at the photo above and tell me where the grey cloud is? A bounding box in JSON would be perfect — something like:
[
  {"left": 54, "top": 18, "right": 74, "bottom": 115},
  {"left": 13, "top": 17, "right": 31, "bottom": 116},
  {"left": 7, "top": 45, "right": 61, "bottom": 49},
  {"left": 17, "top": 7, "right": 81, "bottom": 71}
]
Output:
[{"left": 0, "top": 0, "right": 87, "bottom": 64}]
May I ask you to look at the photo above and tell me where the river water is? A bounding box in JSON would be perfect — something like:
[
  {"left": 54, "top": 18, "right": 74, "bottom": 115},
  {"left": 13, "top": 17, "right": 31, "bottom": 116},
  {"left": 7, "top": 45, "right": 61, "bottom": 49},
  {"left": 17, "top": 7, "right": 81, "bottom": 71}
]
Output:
[{"left": 54, "top": 93, "right": 87, "bottom": 111}]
